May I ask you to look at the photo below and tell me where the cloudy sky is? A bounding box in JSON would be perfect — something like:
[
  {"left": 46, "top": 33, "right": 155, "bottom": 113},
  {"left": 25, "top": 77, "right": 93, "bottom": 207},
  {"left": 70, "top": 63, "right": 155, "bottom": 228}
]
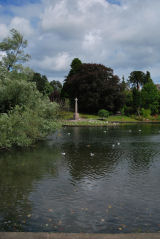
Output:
[{"left": 0, "top": 0, "right": 160, "bottom": 83}]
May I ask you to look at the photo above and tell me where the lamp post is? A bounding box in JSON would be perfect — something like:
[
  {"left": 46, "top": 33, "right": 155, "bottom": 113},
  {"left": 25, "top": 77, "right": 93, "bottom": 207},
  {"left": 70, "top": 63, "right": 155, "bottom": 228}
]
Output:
[{"left": 74, "top": 98, "right": 79, "bottom": 120}]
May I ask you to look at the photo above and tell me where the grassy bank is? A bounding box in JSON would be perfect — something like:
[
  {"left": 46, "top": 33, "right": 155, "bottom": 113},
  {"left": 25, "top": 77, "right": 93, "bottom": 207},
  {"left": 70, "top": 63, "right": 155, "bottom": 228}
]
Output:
[
  {"left": 60, "top": 111, "right": 138, "bottom": 122},
  {"left": 62, "top": 120, "right": 120, "bottom": 127},
  {"left": 60, "top": 111, "right": 160, "bottom": 126}
]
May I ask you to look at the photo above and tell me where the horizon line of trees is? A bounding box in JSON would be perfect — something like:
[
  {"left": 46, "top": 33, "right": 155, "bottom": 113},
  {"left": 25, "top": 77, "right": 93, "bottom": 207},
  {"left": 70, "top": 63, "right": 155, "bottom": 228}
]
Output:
[{"left": 61, "top": 58, "right": 160, "bottom": 117}]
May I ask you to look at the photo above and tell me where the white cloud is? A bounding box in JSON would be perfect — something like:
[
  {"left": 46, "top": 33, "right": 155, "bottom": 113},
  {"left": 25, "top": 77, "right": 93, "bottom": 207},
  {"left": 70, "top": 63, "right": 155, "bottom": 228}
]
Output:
[
  {"left": 1, "top": 0, "right": 160, "bottom": 82},
  {"left": 82, "top": 31, "right": 102, "bottom": 50},
  {"left": 10, "top": 17, "right": 33, "bottom": 37},
  {"left": 0, "top": 24, "right": 8, "bottom": 40},
  {"left": 36, "top": 52, "right": 71, "bottom": 71}
]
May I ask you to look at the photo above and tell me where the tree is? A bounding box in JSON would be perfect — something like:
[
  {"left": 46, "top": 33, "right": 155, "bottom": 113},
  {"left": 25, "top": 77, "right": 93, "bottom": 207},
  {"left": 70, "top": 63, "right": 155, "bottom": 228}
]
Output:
[
  {"left": 32, "top": 73, "right": 53, "bottom": 96},
  {"left": 8, "top": 67, "right": 34, "bottom": 82},
  {"left": 144, "top": 71, "right": 153, "bottom": 84},
  {"left": 0, "top": 62, "right": 8, "bottom": 82},
  {"left": 141, "top": 82, "right": 160, "bottom": 114},
  {"left": 132, "top": 87, "right": 142, "bottom": 115},
  {"left": 128, "top": 71, "right": 146, "bottom": 90},
  {"left": 68, "top": 58, "right": 82, "bottom": 76},
  {"left": 0, "top": 28, "right": 30, "bottom": 71},
  {"left": 50, "top": 80, "right": 62, "bottom": 92},
  {"left": 98, "top": 109, "right": 109, "bottom": 118},
  {"left": 62, "top": 62, "right": 125, "bottom": 113},
  {"left": 0, "top": 30, "right": 60, "bottom": 149}
]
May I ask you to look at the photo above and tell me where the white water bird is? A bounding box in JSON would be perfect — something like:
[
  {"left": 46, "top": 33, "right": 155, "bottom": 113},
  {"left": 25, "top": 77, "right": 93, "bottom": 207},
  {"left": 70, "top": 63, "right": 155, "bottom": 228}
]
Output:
[
  {"left": 67, "top": 133, "right": 71, "bottom": 135},
  {"left": 104, "top": 131, "right": 107, "bottom": 133},
  {"left": 112, "top": 144, "right": 115, "bottom": 148},
  {"left": 90, "top": 153, "right": 95, "bottom": 157},
  {"left": 139, "top": 129, "right": 142, "bottom": 132},
  {"left": 129, "top": 129, "right": 132, "bottom": 133},
  {"left": 117, "top": 142, "right": 120, "bottom": 146},
  {"left": 62, "top": 153, "right": 66, "bottom": 156}
]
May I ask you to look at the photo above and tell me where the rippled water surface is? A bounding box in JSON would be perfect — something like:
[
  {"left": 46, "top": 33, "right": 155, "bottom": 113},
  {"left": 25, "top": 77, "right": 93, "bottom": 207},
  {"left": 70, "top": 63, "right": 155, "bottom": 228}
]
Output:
[{"left": 1, "top": 124, "right": 160, "bottom": 233}]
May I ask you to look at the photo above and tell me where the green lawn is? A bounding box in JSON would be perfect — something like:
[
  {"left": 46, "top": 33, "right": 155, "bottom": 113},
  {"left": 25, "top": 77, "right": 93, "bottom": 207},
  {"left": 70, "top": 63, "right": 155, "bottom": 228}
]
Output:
[
  {"left": 60, "top": 111, "right": 138, "bottom": 122},
  {"left": 59, "top": 111, "right": 74, "bottom": 120},
  {"left": 107, "top": 115, "right": 138, "bottom": 122}
]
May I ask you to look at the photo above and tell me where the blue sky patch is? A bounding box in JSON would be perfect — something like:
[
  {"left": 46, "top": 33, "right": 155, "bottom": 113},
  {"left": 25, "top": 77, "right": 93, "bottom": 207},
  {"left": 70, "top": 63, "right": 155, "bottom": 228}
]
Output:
[
  {"left": 0, "top": 0, "right": 41, "bottom": 6},
  {"left": 107, "top": 0, "right": 121, "bottom": 5}
]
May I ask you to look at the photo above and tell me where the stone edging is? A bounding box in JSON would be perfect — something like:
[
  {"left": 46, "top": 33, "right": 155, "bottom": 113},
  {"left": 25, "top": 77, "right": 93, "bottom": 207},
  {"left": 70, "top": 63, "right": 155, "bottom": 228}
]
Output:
[{"left": 0, "top": 233, "right": 160, "bottom": 239}]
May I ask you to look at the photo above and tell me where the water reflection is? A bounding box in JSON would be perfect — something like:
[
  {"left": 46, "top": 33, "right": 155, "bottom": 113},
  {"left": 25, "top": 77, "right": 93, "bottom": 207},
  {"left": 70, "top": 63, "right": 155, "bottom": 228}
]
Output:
[
  {"left": 0, "top": 146, "right": 59, "bottom": 231},
  {"left": 0, "top": 125, "right": 160, "bottom": 232}
]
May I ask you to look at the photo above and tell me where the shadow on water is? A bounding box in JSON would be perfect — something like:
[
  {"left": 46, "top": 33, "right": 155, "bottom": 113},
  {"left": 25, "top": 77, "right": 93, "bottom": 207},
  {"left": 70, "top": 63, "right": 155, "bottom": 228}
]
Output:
[{"left": 0, "top": 124, "right": 160, "bottom": 232}]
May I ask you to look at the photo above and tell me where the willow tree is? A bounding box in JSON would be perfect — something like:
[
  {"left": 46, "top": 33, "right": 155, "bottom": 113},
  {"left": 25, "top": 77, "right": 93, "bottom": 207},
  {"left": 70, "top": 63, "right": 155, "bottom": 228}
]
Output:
[{"left": 0, "top": 28, "right": 30, "bottom": 71}]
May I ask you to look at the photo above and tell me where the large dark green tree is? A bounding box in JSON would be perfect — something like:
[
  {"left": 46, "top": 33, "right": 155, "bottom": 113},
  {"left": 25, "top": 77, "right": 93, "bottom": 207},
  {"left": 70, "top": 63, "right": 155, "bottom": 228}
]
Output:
[
  {"left": 144, "top": 71, "right": 153, "bottom": 84},
  {"left": 62, "top": 62, "right": 125, "bottom": 113},
  {"left": 128, "top": 71, "right": 146, "bottom": 90},
  {"left": 69, "top": 58, "right": 82, "bottom": 76},
  {"left": 0, "top": 29, "right": 30, "bottom": 71},
  {"left": 128, "top": 70, "right": 153, "bottom": 90},
  {"left": 32, "top": 72, "right": 53, "bottom": 96}
]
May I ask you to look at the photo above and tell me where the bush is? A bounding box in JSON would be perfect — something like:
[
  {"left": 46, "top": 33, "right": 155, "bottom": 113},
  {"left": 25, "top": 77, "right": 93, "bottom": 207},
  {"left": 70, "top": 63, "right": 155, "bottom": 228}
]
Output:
[
  {"left": 140, "top": 108, "right": 151, "bottom": 118},
  {"left": 98, "top": 109, "right": 109, "bottom": 118},
  {"left": 123, "top": 105, "right": 134, "bottom": 116},
  {"left": 0, "top": 102, "right": 61, "bottom": 149},
  {"left": 0, "top": 67, "right": 61, "bottom": 149},
  {"left": 0, "top": 77, "right": 42, "bottom": 113}
]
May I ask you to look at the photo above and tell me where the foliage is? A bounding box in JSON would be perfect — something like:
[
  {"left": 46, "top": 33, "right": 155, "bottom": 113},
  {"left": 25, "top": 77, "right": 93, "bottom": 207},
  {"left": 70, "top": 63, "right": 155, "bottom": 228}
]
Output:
[
  {"left": 0, "top": 76, "right": 41, "bottom": 113},
  {"left": 0, "top": 103, "right": 60, "bottom": 149},
  {"left": 8, "top": 67, "right": 34, "bottom": 82},
  {"left": 123, "top": 105, "right": 133, "bottom": 116},
  {"left": 120, "top": 107, "right": 125, "bottom": 116},
  {"left": 50, "top": 90, "right": 61, "bottom": 103},
  {"left": 0, "top": 64, "right": 60, "bottom": 149},
  {"left": 98, "top": 109, "right": 109, "bottom": 118},
  {"left": 128, "top": 71, "right": 146, "bottom": 90},
  {"left": 124, "top": 71, "right": 158, "bottom": 116},
  {"left": 141, "top": 82, "right": 160, "bottom": 114},
  {"left": 0, "top": 29, "right": 30, "bottom": 71},
  {"left": 62, "top": 62, "right": 125, "bottom": 113},
  {"left": 69, "top": 58, "right": 82, "bottom": 76},
  {"left": 50, "top": 80, "right": 62, "bottom": 92},
  {"left": 0, "top": 62, "right": 8, "bottom": 81},
  {"left": 132, "top": 87, "right": 142, "bottom": 115},
  {"left": 31, "top": 72, "right": 53, "bottom": 96},
  {"left": 60, "top": 98, "right": 70, "bottom": 111},
  {"left": 145, "top": 71, "right": 153, "bottom": 84},
  {"left": 49, "top": 81, "right": 63, "bottom": 103},
  {"left": 140, "top": 108, "right": 151, "bottom": 118},
  {"left": 121, "top": 76, "right": 128, "bottom": 91}
]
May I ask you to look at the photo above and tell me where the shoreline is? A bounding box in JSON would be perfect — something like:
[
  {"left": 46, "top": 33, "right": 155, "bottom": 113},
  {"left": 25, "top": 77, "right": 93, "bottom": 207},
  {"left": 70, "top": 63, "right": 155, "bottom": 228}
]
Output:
[{"left": 62, "top": 119, "right": 160, "bottom": 127}]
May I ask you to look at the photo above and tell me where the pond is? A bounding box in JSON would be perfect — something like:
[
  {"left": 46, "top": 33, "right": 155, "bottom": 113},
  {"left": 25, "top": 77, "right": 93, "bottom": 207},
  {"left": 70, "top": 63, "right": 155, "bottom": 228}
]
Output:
[{"left": 0, "top": 124, "right": 160, "bottom": 233}]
